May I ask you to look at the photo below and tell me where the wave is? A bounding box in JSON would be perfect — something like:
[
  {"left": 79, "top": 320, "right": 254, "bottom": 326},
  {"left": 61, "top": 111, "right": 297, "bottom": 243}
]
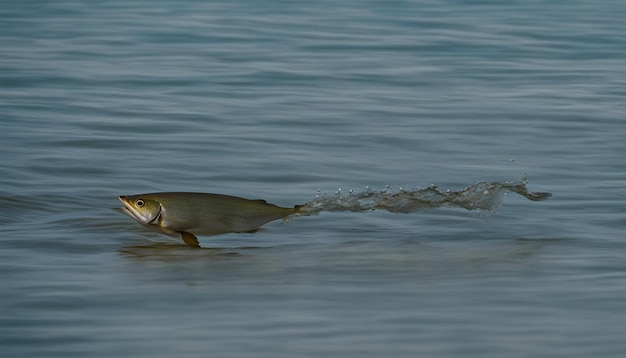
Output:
[{"left": 297, "top": 177, "right": 551, "bottom": 216}]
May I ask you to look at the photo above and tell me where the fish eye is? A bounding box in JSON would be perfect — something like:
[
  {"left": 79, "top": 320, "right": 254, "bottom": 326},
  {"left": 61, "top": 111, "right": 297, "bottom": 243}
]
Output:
[{"left": 136, "top": 199, "right": 145, "bottom": 207}]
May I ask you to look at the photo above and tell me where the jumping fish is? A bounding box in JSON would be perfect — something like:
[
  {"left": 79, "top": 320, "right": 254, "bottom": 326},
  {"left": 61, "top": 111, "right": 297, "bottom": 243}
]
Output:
[
  {"left": 119, "top": 192, "right": 302, "bottom": 248},
  {"left": 119, "top": 180, "right": 552, "bottom": 248}
]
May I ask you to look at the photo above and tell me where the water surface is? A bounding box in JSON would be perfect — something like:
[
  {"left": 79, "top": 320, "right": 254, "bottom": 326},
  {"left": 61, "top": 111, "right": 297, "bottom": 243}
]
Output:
[{"left": 2, "top": 1, "right": 626, "bottom": 357}]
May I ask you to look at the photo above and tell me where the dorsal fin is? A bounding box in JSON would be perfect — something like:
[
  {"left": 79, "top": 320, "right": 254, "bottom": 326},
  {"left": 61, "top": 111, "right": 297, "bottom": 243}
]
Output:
[{"left": 250, "top": 199, "right": 268, "bottom": 204}]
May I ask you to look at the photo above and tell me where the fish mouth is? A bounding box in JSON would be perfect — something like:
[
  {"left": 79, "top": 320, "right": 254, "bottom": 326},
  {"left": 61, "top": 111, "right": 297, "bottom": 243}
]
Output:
[
  {"left": 118, "top": 196, "right": 141, "bottom": 222},
  {"left": 118, "top": 196, "right": 161, "bottom": 225}
]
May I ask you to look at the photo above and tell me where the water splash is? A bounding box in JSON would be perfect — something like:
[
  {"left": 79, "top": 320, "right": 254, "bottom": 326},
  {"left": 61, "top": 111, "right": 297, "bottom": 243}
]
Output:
[{"left": 297, "top": 177, "right": 551, "bottom": 216}]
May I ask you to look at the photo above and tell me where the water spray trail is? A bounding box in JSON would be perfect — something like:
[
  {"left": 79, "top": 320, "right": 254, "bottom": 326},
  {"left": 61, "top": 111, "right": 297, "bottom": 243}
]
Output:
[{"left": 297, "top": 178, "right": 552, "bottom": 217}]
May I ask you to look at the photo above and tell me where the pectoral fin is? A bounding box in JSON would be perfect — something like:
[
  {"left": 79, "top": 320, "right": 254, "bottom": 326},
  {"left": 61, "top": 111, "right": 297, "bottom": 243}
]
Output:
[{"left": 180, "top": 232, "right": 201, "bottom": 248}]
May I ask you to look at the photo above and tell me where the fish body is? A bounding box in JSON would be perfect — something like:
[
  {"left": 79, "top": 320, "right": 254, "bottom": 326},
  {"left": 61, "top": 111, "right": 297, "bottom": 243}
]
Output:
[{"left": 119, "top": 192, "right": 300, "bottom": 248}]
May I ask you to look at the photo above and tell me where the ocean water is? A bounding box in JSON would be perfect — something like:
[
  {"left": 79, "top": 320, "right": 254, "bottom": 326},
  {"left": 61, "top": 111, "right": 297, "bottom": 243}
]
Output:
[{"left": 2, "top": 1, "right": 626, "bottom": 357}]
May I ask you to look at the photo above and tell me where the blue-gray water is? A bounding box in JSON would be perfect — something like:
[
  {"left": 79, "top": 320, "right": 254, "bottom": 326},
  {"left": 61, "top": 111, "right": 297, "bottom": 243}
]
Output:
[{"left": 2, "top": 1, "right": 625, "bottom": 357}]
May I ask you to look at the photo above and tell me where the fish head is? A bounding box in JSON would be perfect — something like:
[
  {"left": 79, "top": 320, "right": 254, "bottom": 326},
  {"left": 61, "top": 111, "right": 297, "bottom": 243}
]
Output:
[{"left": 118, "top": 195, "right": 162, "bottom": 225}]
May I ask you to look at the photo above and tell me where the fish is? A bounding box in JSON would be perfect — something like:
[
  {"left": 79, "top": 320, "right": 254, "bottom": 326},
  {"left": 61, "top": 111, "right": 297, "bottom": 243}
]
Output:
[
  {"left": 119, "top": 192, "right": 302, "bottom": 248},
  {"left": 119, "top": 180, "right": 552, "bottom": 248}
]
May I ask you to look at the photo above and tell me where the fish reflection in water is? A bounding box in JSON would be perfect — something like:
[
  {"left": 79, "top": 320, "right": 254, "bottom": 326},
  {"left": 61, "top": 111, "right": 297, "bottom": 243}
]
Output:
[
  {"left": 118, "top": 242, "right": 247, "bottom": 259},
  {"left": 118, "top": 237, "right": 553, "bottom": 278}
]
